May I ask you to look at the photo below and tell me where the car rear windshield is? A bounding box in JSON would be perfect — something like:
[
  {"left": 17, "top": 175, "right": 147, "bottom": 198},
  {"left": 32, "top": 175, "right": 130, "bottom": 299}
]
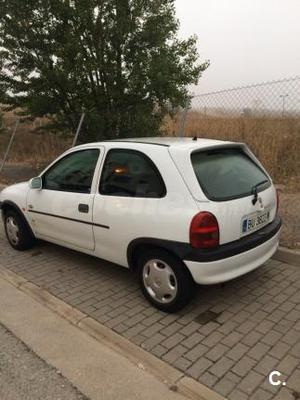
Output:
[{"left": 191, "top": 147, "right": 271, "bottom": 201}]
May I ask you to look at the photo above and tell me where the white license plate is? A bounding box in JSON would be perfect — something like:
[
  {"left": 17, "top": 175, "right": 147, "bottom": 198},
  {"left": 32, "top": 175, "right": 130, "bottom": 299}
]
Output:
[{"left": 242, "top": 209, "right": 270, "bottom": 235}]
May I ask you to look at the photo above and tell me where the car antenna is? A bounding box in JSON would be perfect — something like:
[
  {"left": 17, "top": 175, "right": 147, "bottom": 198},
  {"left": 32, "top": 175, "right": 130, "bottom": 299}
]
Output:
[{"left": 192, "top": 136, "right": 197, "bottom": 141}]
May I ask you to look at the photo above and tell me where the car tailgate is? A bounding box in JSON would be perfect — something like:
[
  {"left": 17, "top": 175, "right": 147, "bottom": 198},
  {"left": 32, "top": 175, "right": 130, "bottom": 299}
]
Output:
[{"left": 169, "top": 143, "right": 277, "bottom": 245}]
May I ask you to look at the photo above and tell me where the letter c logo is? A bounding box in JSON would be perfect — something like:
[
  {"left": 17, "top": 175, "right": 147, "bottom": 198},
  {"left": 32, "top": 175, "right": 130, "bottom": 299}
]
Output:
[{"left": 269, "top": 371, "right": 282, "bottom": 386}]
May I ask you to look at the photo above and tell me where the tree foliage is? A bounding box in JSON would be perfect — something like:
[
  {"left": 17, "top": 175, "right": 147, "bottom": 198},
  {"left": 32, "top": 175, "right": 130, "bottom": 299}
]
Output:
[{"left": 0, "top": 0, "right": 208, "bottom": 141}]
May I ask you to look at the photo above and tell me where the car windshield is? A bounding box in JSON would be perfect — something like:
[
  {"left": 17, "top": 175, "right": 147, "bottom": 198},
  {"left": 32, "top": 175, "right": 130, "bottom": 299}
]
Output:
[{"left": 191, "top": 147, "right": 270, "bottom": 201}]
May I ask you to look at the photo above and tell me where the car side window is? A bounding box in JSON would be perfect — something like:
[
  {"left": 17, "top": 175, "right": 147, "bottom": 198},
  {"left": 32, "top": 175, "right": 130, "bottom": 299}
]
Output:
[
  {"left": 43, "top": 149, "right": 100, "bottom": 193},
  {"left": 99, "top": 149, "right": 166, "bottom": 198}
]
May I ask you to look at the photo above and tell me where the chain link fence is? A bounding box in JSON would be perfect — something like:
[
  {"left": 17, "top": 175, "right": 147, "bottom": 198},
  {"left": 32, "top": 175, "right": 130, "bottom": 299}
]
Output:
[
  {"left": 177, "top": 75, "right": 300, "bottom": 141},
  {"left": 1, "top": 76, "right": 299, "bottom": 183},
  {"left": 176, "top": 76, "right": 300, "bottom": 184},
  {"left": 0, "top": 110, "right": 181, "bottom": 185},
  {"left": 176, "top": 76, "right": 300, "bottom": 248},
  {"left": 0, "top": 115, "right": 75, "bottom": 184},
  {"left": 184, "top": 76, "right": 300, "bottom": 121}
]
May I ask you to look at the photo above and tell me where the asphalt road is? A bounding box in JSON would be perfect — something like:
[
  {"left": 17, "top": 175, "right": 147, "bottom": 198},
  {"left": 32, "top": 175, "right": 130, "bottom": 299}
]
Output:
[{"left": 0, "top": 323, "right": 88, "bottom": 400}]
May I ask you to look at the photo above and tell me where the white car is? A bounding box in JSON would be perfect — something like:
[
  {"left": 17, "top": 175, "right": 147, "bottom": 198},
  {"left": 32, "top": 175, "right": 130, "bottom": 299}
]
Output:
[{"left": 0, "top": 137, "right": 281, "bottom": 312}]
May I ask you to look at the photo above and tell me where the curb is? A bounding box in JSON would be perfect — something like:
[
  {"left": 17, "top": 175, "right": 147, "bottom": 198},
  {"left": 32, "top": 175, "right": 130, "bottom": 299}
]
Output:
[
  {"left": 273, "top": 246, "right": 300, "bottom": 267},
  {"left": 0, "top": 264, "right": 226, "bottom": 400}
]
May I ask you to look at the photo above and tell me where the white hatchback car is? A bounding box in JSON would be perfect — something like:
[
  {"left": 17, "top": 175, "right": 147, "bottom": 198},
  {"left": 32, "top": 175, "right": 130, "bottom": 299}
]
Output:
[{"left": 0, "top": 137, "right": 281, "bottom": 312}]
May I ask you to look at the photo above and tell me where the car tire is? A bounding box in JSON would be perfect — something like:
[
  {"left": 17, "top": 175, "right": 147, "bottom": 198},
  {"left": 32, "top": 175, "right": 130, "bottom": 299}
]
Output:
[
  {"left": 4, "top": 209, "right": 36, "bottom": 251},
  {"left": 137, "top": 248, "right": 195, "bottom": 312}
]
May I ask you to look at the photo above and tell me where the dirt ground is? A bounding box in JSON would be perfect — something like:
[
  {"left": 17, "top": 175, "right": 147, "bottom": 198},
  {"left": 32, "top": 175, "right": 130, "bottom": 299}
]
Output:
[{"left": 0, "top": 162, "right": 299, "bottom": 250}]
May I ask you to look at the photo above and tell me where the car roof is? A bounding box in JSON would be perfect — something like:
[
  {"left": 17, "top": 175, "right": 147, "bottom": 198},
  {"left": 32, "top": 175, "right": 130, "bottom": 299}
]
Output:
[{"left": 75, "top": 136, "right": 233, "bottom": 150}]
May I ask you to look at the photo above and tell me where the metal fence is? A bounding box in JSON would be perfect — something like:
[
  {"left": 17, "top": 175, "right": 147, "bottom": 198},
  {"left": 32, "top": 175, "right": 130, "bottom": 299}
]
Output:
[
  {"left": 0, "top": 115, "right": 77, "bottom": 182},
  {"left": 1, "top": 76, "right": 299, "bottom": 184},
  {"left": 0, "top": 110, "right": 181, "bottom": 182},
  {"left": 178, "top": 76, "right": 300, "bottom": 136},
  {"left": 0, "top": 117, "right": 72, "bottom": 168}
]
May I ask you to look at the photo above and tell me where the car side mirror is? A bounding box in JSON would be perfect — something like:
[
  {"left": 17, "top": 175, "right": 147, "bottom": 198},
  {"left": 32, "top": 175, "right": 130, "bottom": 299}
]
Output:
[{"left": 29, "top": 177, "right": 42, "bottom": 190}]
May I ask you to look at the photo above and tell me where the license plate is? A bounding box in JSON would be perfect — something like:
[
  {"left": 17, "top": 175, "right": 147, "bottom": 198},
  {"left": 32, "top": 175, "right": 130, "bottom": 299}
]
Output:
[{"left": 242, "top": 209, "right": 270, "bottom": 235}]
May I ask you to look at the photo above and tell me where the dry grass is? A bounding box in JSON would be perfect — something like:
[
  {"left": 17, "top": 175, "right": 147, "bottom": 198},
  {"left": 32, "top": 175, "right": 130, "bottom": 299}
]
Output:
[
  {"left": 164, "top": 113, "right": 300, "bottom": 191},
  {"left": 0, "top": 112, "right": 72, "bottom": 168},
  {"left": 1, "top": 112, "right": 299, "bottom": 191},
  {"left": 0, "top": 131, "right": 71, "bottom": 169}
]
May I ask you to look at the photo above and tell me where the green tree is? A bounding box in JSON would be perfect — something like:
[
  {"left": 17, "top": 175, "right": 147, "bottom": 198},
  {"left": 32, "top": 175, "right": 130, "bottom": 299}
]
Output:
[{"left": 0, "top": 0, "right": 208, "bottom": 141}]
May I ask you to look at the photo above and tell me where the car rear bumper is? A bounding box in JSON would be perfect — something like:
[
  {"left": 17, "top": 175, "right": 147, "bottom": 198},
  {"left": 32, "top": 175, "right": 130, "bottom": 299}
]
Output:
[
  {"left": 127, "top": 217, "right": 281, "bottom": 276},
  {"left": 184, "top": 225, "right": 281, "bottom": 285}
]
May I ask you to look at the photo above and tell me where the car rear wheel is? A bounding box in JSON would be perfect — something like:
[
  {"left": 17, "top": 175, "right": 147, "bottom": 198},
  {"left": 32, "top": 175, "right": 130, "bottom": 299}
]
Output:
[
  {"left": 137, "top": 248, "right": 195, "bottom": 312},
  {"left": 4, "top": 210, "right": 36, "bottom": 251}
]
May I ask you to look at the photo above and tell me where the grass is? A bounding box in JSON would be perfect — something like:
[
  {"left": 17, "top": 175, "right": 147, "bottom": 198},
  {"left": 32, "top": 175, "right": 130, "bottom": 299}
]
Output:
[
  {"left": 1, "top": 111, "right": 299, "bottom": 191},
  {"left": 0, "top": 113, "right": 72, "bottom": 169},
  {"left": 165, "top": 113, "right": 300, "bottom": 191}
]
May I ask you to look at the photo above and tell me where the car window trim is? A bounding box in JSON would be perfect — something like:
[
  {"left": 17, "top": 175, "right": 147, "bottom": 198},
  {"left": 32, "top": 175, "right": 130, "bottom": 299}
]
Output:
[{"left": 99, "top": 148, "right": 167, "bottom": 198}]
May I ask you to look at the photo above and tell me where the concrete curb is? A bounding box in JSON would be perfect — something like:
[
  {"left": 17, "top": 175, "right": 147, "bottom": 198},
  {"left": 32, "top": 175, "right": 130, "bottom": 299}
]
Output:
[
  {"left": 273, "top": 246, "right": 300, "bottom": 267},
  {"left": 0, "top": 265, "right": 226, "bottom": 400}
]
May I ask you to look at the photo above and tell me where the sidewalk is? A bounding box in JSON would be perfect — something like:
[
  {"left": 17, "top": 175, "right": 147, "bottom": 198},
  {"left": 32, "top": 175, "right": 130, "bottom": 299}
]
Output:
[
  {"left": 0, "top": 322, "right": 87, "bottom": 400},
  {"left": 0, "top": 276, "right": 188, "bottom": 400}
]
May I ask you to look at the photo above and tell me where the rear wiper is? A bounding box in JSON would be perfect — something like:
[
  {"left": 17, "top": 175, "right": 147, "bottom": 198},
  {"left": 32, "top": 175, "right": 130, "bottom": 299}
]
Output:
[{"left": 251, "top": 180, "right": 268, "bottom": 205}]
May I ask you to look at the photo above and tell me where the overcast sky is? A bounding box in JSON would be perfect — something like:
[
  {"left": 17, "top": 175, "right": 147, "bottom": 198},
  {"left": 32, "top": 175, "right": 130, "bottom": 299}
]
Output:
[{"left": 176, "top": 0, "right": 300, "bottom": 94}]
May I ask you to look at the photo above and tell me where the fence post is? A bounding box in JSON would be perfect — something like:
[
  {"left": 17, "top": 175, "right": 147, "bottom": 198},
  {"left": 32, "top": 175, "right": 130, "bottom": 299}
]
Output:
[
  {"left": 0, "top": 118, "right": 20, "bottom": 176},
  {"left": 177, "top": 106, "right": 189, "bottom": 137},
  {"left": 72, "top": 113, "right": 85, "bottom": 147}
]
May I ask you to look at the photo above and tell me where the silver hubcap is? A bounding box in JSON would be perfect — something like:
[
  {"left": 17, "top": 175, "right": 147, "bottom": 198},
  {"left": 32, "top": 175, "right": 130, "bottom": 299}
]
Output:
[
  {"left": 6, "top": 216, "right": 19, "bottom": 245},
  {"left": 143, "top": 259, "right": 178, "bottom": 304}
]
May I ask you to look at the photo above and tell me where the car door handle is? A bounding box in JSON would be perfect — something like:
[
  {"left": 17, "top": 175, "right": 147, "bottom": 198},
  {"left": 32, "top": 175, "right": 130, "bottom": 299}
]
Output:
[{"left": 78, "top": 204, "right": 89, "bottom": 213}]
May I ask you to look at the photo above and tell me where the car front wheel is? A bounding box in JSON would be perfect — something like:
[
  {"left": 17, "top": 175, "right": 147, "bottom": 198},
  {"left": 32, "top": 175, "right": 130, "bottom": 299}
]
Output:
[
  {"left": 137, "top": 249, "right": 195, "bottom": 312},
  {"left": 4, "top": 210, "right": 35, "bottom": 251}
]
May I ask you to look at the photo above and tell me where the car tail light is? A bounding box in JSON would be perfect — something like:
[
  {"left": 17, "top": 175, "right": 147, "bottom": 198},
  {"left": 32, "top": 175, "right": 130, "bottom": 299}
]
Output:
[
  {"left": 190, "top": 212, "right": 219, "bottom": 249},
  {"left": 276, "top": 189, "right": 279, "bottom": 215}
]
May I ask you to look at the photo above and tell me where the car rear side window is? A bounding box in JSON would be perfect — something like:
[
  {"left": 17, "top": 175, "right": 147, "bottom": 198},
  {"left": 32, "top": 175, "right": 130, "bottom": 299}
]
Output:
[
  {"left": 99, "top": 149, "right": 166, "bottom": 198},
  {"left": 191, "top": 147, "right": 270, "bottom": 201}
]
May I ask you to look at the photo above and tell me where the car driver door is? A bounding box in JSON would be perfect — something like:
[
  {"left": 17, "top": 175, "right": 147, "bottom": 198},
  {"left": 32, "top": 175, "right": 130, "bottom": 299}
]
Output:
[{"left": 27, "top": 148, "right": 101, "bottom": 251}]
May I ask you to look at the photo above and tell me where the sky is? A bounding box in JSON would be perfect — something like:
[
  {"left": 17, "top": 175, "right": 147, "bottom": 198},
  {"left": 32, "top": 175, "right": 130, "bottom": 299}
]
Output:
[{"left": 175, "top": 0, "right": 300, "bottom": 94}]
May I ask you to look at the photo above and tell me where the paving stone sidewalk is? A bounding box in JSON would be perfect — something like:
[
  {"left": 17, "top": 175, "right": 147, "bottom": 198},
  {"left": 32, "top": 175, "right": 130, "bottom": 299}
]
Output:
[{"left": 0, "top": 226, "right": 299, "bottom": 400}]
